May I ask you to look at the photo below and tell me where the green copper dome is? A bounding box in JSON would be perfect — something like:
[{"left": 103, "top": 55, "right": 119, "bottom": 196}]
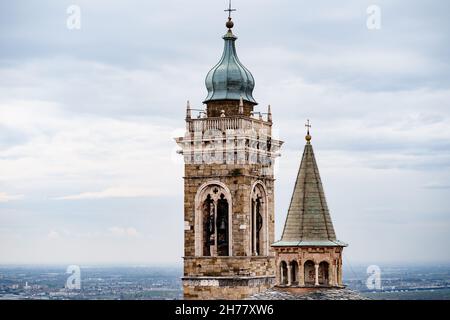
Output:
[{"left": 204, "top": 28, "right": 257, "bottom": 105}]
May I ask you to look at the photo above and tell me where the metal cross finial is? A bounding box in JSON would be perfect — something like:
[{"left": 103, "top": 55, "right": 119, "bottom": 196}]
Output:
[
  {"left": 225, "top": 0, "right": 236, "bottom": 19},
  {"left": 305, "top": 119, "right": 311, "bottom": 135}
]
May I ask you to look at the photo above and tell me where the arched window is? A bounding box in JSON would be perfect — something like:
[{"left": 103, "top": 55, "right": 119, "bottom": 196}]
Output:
[
  {"left": 195, "top": 183, "right": 232, "bottom": 257},
  {"left": 280, "top": 261, "right": 288, "bottom": 285},
  {"left": 250, "top": 183, "right": 267, "bottom": 256},
  {"left": 319, "top": 261, "right": 329, "bottom": 285},
  {"left": 290, "top": 261, "right": 299, "bottom": 285},
  {"left": 304, "top": 260, "right": 315, "bottom": 286}
]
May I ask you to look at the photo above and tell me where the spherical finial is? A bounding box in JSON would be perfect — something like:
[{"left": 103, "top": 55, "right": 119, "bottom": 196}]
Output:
[
  {"left": 226, "top": 17, "right": 234, "bottom": 29},
  {"left": 305, "top": 134, "right": 312, "bottom": 143}
]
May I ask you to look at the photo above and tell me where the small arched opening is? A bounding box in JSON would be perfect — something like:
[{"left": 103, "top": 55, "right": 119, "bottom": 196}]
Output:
[
  {"left": 319, "top": 261, "right": 330, "bottom": 286},
  {"left": 280, "top": 261, "right": 288, "bottom": 285},
  {"left": 304, "top": 260, "right": 315, "bottom": 286},
  {"left": 290, "top": 260, "right": 299, "bottom": 286}
]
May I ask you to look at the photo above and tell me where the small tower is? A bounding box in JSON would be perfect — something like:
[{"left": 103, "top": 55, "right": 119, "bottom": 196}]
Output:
[
  {"left": 175, "top": 3, "right": 283, "bottom": 299},
  {"left": 272, "top": 121, "right": 347, "bottom": 288}
]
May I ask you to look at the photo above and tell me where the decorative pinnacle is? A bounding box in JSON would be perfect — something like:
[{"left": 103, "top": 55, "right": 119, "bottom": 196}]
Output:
[
  {"left": 186, "top": 100, "right": 191, "bottom": 119},
  {"left": 225, "top": 0, "right": 236, "bottom": 29},
  {"left": 305, "top": 119, "right": 312, "bottom": 143},
  {"left": 239, "top": 96, "right": 244, "bottom": 114}
]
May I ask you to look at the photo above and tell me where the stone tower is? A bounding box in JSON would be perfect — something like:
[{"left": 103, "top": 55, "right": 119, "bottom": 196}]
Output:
[
  {"left": 175, "top": 11, "right": 283, "bottom": 299},
  {"left": 272, "top": 124, "right": 347, "bottom": 288}
]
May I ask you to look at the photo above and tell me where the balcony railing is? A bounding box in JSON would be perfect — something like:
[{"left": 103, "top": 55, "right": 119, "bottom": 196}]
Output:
[{"left": 187, "top": 116, "right": 271, "bottom": 133}]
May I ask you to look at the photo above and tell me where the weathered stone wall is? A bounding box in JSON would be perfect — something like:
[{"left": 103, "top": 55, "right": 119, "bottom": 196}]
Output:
[
  {"left": 182, "top": 160, "right": 276, "bottom": 299},
  {"left": 183, "top": 163, "right": 275, "bottom": 257},
  {"left": 184, "top": 256, "right": 275, "bottom": 277},
  {"left": 206, "top": 100, "right": 255, "bottom": 117},
  {"left": 178, "top": 100, "right": 281, "bottom": 299},
  {"left": 183, "top": 276, "right": 275, "bottom": 300}
]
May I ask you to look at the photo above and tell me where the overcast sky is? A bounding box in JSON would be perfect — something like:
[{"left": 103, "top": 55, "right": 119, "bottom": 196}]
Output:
[{"left": 0, "top": 0, "right": 449, "bottom": 266}]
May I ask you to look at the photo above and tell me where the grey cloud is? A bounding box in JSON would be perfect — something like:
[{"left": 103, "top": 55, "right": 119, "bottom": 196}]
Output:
[{"left": 1, "top": 0, "right": 450, "bottom": 264}]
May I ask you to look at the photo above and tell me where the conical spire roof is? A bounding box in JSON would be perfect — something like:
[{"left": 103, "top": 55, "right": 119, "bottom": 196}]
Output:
[{"left": 273, "top": 137, "right": 347, "bottom": 247}]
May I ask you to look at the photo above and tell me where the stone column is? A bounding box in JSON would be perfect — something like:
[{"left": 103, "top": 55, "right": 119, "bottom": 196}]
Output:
[
  {"left": 252, "top": 202, "right": 256, "bottom": 256},
  {"left": 279, "top": 264, "right": 284, "bottom": 285},
  {"left": 328, "top": 265, "right": 333, "bottom": 286},
  {"left": 210, "top": 237, "right": 217, "bottom": 256},
  {"left": 287, "top": 264, "right": 292, "bottom": 286},
  {"left": 299, "top": 261, "right": 305, "bottom": 286},
  {"left": 275, "top": 262, "right": 279, "bottom": 285},
  {"left": 314, "top": 264, "right": 319, "bottom": 286},
  {"left": 333, "top": 265, "right": 338, "bottom": 286},
  {"left": 213, "top": 203, "right": 218, "bottom": 256}
]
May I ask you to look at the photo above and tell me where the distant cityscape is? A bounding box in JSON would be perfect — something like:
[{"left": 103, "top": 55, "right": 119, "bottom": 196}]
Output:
[
  {"left": 0, "top": 264, "right": 449, "bottom": 300},
  {"left": 344, "top": 264, "right": 450, "bottom": 300},
  {"left": 0, "top": 266, "right": 182, "bottom": 300}
]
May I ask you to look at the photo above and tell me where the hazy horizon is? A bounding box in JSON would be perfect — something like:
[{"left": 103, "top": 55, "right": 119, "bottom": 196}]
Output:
[{"left": 1, "top": 261, "right": 450, "bottom": 267}]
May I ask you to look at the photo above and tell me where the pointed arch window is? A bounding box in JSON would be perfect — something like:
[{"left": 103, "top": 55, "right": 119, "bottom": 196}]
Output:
[
  {"left": 250, "top": 183, "right": 268, "bottom": 256},
  {"left": 196, "top": 183, "right": 232, "bottom": 257}
]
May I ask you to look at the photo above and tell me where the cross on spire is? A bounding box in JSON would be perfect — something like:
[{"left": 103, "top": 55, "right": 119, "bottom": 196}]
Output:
[
  {"left": 225, "top": 0, "right": 236, "bottom": 19},
  {"left": 305, "top": 119, "right": 312, "bottom": 143},
  {"left": 305, "top": 119, "right": 311, "bottom": 135}
]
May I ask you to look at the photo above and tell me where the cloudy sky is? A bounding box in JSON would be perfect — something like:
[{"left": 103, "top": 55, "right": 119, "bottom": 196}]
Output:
[{"left": 0, "top": 0, "right": 449, "bottom": 266}]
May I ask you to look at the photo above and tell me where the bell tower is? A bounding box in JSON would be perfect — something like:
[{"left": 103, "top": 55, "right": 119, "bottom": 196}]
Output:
[
  {"left": 272, "top": 121, "right": 348, "bottom": 288},
  {"left": 175, "top": 4, "right": 283, "bottom": 300}
]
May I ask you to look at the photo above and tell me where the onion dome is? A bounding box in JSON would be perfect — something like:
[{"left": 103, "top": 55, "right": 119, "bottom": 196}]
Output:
[{"left": 203, "top": 18, "right": 257, "bottom": 105}]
